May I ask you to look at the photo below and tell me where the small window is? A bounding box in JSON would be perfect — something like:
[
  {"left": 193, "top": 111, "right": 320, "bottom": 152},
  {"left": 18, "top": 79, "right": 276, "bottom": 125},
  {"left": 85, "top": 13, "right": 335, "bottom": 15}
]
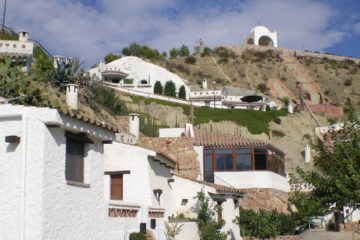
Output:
[
  {"left": 66, "top": 139, "right": 85, "bottom": 183},
  {"left": 110, "top": 174, "right": 123, "bottom": 200}
]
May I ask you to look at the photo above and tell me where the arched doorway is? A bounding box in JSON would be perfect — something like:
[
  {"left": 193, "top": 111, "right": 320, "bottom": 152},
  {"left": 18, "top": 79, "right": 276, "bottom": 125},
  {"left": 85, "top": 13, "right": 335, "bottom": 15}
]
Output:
[{"left": 258, "top": 36, "right": 274, "bottom": 47}]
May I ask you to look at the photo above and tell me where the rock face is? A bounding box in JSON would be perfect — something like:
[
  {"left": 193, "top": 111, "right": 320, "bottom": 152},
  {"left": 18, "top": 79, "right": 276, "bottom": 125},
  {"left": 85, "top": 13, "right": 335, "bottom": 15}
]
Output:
[
  {"left": 140, "top": 136, "right": 200, "bottom": 179},
  {"left": 241, "top": 188, "right": 289, "bottom": 214}
]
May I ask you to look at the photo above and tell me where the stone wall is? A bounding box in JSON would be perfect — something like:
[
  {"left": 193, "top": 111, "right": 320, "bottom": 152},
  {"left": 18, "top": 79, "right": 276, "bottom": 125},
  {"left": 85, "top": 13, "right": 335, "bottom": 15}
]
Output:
[
  {"left": 140, "top": 137, "right": 200, "bottom": 179},
  {"left": 240, "top": 188, "right": 289, "bottom": 213}
]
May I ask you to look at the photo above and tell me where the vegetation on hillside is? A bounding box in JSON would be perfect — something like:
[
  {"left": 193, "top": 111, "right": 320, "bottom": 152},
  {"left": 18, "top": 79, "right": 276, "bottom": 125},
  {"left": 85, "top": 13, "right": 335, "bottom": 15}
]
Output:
[
  {"left": 290, "top": 103, "right": 360, "bottom": 228},
  {"left": 194, "top": 107, "right": 287, "bottom": 134},
  {"left": 195, "top": 190, "right": 227, "bottom": 240},
  {"left": 122, "top": 42, "right": 165, "bottom": 60}
]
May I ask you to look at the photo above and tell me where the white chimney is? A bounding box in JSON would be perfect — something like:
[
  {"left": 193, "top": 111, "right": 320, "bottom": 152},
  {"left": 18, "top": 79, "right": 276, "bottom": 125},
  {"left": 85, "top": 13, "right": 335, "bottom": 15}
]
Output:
[
  {"left": 202, "top": 79, "right": 208, "bottom": 89},
  {"left": 129, "top": 113, "right": 140, "bottom": 140},
  {"left": 18, "top": 31, "right": 29, "bottom": 42},
  {"left": 287, "top": 103, "right": 294, "bottom": 113},
  {"left": 66, "top": 84, "right": 79, "bottom": 110},
  {"left": 304, "top": 144, "right": 311, "bottom": 163}
]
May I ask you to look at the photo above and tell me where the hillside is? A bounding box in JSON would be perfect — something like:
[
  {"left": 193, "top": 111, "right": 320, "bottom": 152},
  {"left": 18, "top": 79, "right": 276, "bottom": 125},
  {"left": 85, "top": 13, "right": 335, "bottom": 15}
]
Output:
[{"left": 153, "top": 45, "right": 360, "bottom": 112}]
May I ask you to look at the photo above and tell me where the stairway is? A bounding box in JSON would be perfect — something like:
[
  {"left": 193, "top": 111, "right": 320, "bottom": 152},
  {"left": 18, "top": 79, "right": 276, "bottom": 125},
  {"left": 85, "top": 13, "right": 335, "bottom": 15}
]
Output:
[{"left": 281, "top": 51, "right": 322, "bottom": 104}]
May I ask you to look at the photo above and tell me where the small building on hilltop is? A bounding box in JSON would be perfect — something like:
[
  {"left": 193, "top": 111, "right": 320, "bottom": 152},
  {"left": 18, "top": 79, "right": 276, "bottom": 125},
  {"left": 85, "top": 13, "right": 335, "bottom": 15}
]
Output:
[
  {"left": 0, "top": 31, "right": 34, "bottom": 71},
  {"left": 245, "top": 25, "right": 278, "bottom": 48}
]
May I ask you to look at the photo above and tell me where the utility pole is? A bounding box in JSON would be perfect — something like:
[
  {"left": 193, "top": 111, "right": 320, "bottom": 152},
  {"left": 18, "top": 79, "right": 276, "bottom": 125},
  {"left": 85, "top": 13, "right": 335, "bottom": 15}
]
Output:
[{"left": 2, "top": 0, "right": 7, "bottom": 32}]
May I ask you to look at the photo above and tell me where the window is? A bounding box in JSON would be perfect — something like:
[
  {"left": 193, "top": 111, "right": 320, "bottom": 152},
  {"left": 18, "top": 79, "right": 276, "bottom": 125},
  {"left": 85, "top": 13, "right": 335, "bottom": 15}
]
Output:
[
  {"left": 254, "top": 148, "right": 267, "bottom": 170},
  {"left": 65, "top": 132, "right": 93, "bottom": 185},
  {"left": 66, "top": 138, "right": 85, "bottom": 183},
  {"left": 110, "top": 174, "right": 123, "bottom": 200}
]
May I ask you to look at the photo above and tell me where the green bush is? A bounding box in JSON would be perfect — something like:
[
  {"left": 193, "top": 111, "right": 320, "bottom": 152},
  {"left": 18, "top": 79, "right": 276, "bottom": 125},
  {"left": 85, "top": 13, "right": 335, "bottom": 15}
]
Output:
[
  {"left": 257, "top": 83, "right": 267, "bottom": 93},
  {"left": 272, "top": 130, "right": 286, "bottom": 138},
  {"left": 129, "top": 232, "right": 145, "bottom": 240},
  {"left": 92, "top": 83, "right": 128, "bottom": 115},
  {"left": 274, "top": 117, "right": 282, "bottom": 125},
  {"left": 195, "top": 190, "right": 227, "bottom": 240},
  {"left": 238, "top": 209, "right": 295, "bottom": 239},
  {"left": 185, "top": 56, "right": 196, "bottom": 64},
  {"left": 154, "top": 81, "right": 163, "bottom": 94},
  {"left": 178, "top": 85, "right": 186, "bottom": 99},
  {"left": 122, "top": 42, "right": 163, "bottom": 60},
  {"left": 104, "top": 53, "right": 120, "bottom": 63},
  {"left": 164, "top": 80, "right": 176, "bottom": 97}
]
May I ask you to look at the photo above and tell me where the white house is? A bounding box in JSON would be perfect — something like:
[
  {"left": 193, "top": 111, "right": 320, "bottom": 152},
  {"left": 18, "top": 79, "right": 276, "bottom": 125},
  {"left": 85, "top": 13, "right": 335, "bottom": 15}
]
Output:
[
  {"left": 0, "top": 31, "right": 34, "bottom": 71},
  {"left": 0, "top": 104, "right": 117, "bottom": 240},
  {"left": 89, "top": 56, "right": 191, "bottom": 99},
  {"left": 104, "top": 140, "right": 243, "bottom": 240},
  {"left": 159, "top": 125, "right": 290, "bottom": 213},
  {"left": 246, "top": 26, "right": 278, "bottom": 48}
]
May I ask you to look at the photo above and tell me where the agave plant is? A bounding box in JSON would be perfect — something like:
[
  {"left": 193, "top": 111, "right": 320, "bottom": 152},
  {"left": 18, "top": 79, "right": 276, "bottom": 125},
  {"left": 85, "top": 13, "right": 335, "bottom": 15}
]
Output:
[{"left": 47, "top": 57, "right": 82, "bottom": 90}]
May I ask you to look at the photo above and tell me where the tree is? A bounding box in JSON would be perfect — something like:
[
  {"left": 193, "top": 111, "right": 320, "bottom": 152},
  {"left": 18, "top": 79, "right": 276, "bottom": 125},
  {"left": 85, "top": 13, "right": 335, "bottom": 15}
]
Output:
[
  {"left": 238, "top": 209, "right": 294, "bottom": 239},
  {"left": 178, "top": 85, "right": 186, "bottom": 99},
  {"left": 164, "top": 81, "right": 176, "bottom": 97},
  {"left": 169, "top": 48, "right": 179, "bottom": 59},
  {"left": 179, "top": 45, "right": 190, "bottom": 57},
  {"left": 104, "top": 53, "right": 120, "bottom": 63},
  {"left": 290, "top": 103, "right": 360, "bottom": 227},
  {"left": 122, "top": 43, "right": 163, "bottom": 60},
  {"left": 154, "top": 81, "right": 163, "bottom": 94},
  {"left": 195, "top": 190, "right": 227, "bottom": 240},
  {"left": 184, "top": 56, "right": 196, "bottom": 64}
]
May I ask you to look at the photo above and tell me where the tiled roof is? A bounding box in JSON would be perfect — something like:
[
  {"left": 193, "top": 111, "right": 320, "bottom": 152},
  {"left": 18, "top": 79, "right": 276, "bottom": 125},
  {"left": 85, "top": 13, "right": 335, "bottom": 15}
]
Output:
[
  {"left": 175, "top": 173, "right": 244, "bottom": 195},
  {"left": 59, "top": 109, "right": 118, "bottom": 133},
  {"left": 194, "top": 129, "right": 284, "bottom": 155}
]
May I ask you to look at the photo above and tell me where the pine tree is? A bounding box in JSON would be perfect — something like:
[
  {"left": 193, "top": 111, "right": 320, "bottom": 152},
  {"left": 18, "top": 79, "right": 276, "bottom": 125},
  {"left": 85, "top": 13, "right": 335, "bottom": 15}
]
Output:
[
  {"left": 178, "top": 85, "right": 186, "bottom": 99},
  {"left": 164, "top": 81, "right": 176, "bottom": 97},
  {"left": 153, "top": 81, "right": 163, "bottom": 94}
]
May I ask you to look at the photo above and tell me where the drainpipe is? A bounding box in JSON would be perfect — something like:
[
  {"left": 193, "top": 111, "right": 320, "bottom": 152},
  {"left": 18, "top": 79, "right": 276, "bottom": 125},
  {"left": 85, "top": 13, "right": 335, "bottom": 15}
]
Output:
[{"left": 0, "top": 113, "right": 27, "bottom": 240}]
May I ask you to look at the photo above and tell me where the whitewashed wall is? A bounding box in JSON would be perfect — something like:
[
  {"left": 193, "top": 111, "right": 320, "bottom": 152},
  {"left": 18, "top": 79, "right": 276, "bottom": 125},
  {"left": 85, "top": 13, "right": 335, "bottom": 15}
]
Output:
[{"left": 214, "top": 171, "right": 290, "bottom": 192}]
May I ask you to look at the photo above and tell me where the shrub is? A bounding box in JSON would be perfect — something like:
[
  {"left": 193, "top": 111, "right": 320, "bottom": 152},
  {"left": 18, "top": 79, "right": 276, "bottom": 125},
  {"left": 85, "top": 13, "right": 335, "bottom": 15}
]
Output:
[
  {"left": 164, "top": 81, "right": 176, "bottom": 97},
  {"left": 217, "top": 58, "right": 228, "bottom": 64},
  {"left": 179, "top": 45, "right": 190, "bottom": 57},
  {"left": 213, "top": 47, "right": 237, "bottom": 59},
  {"left": 195, "top": 190, "right": 227, "bottom": 240},
  {"left": 124, "top": 78, "right": 133, "bottom": 84},
  {"left": 92, "top": 83, "right": 128, "bottom": 115},
  {"left": 237, "top": 209, "right": 295, "bottom": 239},
  {"left": 201, "top": 47, "right": 212, "bottom": 57},
  {"left": 257, "top": 83, "right": 267, "bottom": 93},
  {"left": 104, "top": 53, "right": 120, "bottom": 63},
  {"left": 122, "top": 42, "right": 163, "bottom": 60},
  {"left": 274, "top": 117, "right": 282, "bottom": 125},
  {"left": 272, "top": 130, "right": 286, "bottom": 138},
  {"left": 344, "top": 78, "right": 353, "bottom": 86},
  {"left": 129, "top": 232, "right": 145, "bottom": 240},
  {"left": 154, "top": 81, "right": 163, "bottom": 94},
  {"left": 185, "top": 56, "right": 196, "bottom": 64},
  {"left": 178, "top": 85, "right": 186, "bottom": 99}
]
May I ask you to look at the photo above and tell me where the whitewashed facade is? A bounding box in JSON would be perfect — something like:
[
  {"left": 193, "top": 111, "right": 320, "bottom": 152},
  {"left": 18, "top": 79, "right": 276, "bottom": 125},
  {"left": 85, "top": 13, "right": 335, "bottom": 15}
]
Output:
[{"left": 0, "top": 104, "right": 115, "bottom": 240}]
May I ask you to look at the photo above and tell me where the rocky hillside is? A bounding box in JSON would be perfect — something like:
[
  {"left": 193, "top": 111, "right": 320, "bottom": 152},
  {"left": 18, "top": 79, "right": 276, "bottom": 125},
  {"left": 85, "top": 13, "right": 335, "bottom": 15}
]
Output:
[{"left": 153, "top": 45, "right": 360, "bottom": 112}]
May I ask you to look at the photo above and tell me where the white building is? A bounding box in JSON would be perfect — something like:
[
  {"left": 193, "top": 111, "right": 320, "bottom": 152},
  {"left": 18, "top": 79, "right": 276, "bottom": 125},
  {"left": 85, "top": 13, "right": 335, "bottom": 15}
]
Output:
[
  {"left": 89, "top": 56, "right": 191, "bottom": 99},
  {"left": 0, "top": 104, "right": 116, "bottom": 240},
  {"left": 159, "top": 125, "right": 290, "bottom": 213},
  {"left": 246, "top": 26, "right": 278, "bottom": 48},
  {"left": 0, "top": 31, "right": 34, "bottom": 71},
  {"left": 104, "top": 140, "right": 243, "bottom": 240}
]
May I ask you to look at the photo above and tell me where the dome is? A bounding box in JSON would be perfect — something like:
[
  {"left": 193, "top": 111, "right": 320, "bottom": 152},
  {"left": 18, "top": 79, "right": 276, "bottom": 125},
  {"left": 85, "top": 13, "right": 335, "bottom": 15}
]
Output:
[{"left": 251, "top": 25, "right": 271, "bottom": 34}]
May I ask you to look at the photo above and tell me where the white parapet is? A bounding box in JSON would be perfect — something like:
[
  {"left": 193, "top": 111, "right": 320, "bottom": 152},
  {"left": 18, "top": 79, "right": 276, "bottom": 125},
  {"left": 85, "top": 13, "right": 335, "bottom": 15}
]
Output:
[{"left": 214, "top": 171, "right": 290, "bottom": 192}]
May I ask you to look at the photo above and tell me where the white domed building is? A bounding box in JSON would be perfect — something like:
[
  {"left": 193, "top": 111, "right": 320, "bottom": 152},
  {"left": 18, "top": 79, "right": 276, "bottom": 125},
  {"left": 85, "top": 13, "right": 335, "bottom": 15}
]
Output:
[
  {"left": 89, "top": 56, "right": 190, "bottom": 99},
  {"left": 246, "top": 25, "right": 278, "bottom": 48}
]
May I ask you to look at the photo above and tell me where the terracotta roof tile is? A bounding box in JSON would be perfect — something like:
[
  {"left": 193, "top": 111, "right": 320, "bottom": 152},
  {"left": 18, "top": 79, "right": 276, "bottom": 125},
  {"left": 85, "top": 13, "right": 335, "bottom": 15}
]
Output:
[
  {"left": 194, "top": 129, "right": 284, "bottom": 155},
  {"left": 59, "top": 109, "right": 118, "bottom": 133}
]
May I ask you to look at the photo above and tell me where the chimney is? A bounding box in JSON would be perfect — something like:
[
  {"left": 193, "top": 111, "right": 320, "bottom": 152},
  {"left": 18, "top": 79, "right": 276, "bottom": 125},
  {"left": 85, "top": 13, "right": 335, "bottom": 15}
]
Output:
[
  {"left": 202, "top": 79, "right": 207, "bottom": 89},
  {"left": 304, "top": 144, "right": 311, "bottom": 163},
  {"left": 129, "top": 113, "right": 140, "bottom": 140},
  {"left": 66, "top": 84, "right": 79, "bottom": 110},
  {"left": 18, "top": 31, "right": 29, "bottom": 42}
]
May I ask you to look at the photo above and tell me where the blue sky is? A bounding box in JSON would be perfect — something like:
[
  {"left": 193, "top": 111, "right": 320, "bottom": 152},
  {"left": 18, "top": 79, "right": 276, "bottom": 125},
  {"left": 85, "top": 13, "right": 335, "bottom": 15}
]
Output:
[{"left": 4, "top": 0, "right": 360, "bottom": 65}]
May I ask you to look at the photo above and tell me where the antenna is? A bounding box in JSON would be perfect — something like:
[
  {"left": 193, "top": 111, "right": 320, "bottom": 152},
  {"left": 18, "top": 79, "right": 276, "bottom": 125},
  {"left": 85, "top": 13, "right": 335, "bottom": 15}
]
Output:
[{"left": 2, "top": 0, "right": 7, "bottom": 32}]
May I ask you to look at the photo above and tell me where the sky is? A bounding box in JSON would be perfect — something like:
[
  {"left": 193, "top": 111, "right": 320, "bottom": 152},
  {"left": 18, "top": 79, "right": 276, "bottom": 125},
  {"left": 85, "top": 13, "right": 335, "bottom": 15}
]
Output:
[{"left": 4, "top": 0, "right": 360, "bottom": 66}]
